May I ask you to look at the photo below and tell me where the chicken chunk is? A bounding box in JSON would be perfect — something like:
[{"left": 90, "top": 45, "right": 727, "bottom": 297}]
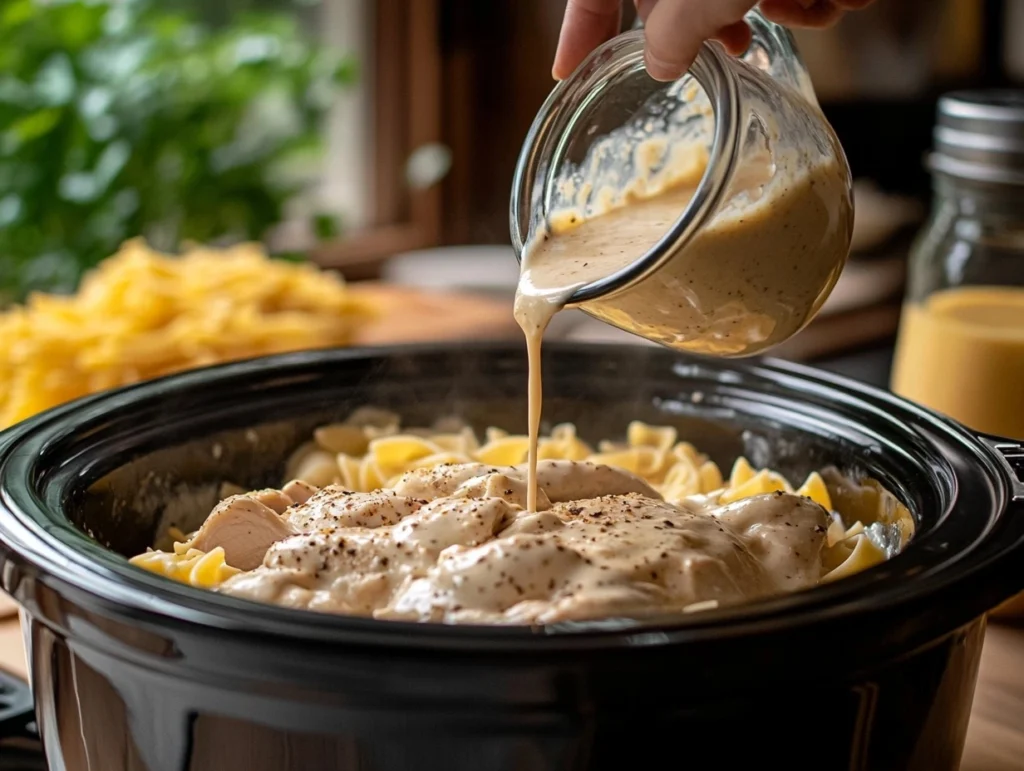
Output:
[
  {"left": 713, "top": 492, "right": 830, "bottom": 592},
  {"left": 286, "top": 487, "right": 424, "bottom": 531},
  {"left": 188, "top": 495, "right": 296, "bottom": 570},
  {"left": 526, "top": 459, "right": 662, "bottom": 503}
]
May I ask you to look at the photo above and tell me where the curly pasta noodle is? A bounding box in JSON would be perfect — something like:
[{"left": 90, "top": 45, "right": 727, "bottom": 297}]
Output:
[
  {"left": 0, "top": 238, "right": 378, "bottom": 429},
  {"left": 130, "top": 543, "right": 240, "bottom": 589},
  {"left": 285, "top": 407, "right": 826, "bottom": 503}
]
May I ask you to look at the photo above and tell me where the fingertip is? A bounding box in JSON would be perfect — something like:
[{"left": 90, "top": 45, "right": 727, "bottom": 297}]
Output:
[
  {"left": 551, "top": 49, "right": 578, "bottom": 82},
  {"left": 550, "top": 43, "right": 570, "bottom": 82},
  {"left": 551, "top": 0, "right": 622, "bottom": 84},
  {"left": 640, "top": 0, "right": 756, "bottom": 83},
  {"left": 643, "top": 47, "right": 686, "bottom": 82},
  {"left": 715, "top": 20, "right": 753, "bottom": 55}
]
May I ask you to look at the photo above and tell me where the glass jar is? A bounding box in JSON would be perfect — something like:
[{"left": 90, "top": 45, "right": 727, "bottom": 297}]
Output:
[
  {"left": 510, "top": 10, "right": 853, "bottom": 357},
  {"left": 891, "top": 91, "right": 1024, "bottom": 441}
]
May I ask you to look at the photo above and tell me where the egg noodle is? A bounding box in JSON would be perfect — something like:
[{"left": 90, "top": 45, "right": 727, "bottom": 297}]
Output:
[
  {"left": 132, "top": 408, "right": 913, "bottom": 596},
  {"left": 0, "top": 238, "right": 378, "bottom": 429},
  {"left": 130, "top": 545, "right": 241, "bottom": 588}
]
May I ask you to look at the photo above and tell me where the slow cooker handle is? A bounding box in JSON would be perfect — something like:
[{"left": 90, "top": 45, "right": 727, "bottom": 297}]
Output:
[
  {"left": 0, "top": 668, "right": 44, "bottom": 769},
  {"left": 979, "top": 434, "right": 1024, "bottom": 503}
]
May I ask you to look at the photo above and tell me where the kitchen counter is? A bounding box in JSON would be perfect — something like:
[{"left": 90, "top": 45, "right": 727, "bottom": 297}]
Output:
[{"left": 963, "top": 623, "right": 1024, "bottom": 770}]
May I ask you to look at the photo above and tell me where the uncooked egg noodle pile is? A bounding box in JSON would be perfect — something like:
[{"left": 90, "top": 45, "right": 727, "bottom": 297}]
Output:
[
  {"left": 131, "top": 407, "right": 913, "bottom": 611},
  {"left": 0, "top": 239, "right": 377, "bottom": 429}
]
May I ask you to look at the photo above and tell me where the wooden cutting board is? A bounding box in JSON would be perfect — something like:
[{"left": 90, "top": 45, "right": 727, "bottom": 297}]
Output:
[{"left": 349, "top": 282, "right": 518, "bottom": 344}]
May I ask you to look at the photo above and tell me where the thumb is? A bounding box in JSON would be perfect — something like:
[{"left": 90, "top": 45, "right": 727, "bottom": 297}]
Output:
[{"left": 642, "top": 0, "right": 759, "bottom": 81}]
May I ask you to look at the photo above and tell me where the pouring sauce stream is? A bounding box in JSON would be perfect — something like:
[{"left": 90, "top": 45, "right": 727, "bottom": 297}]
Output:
[{"left": 514, "top": 147, "right": 851, "bottom": 509}]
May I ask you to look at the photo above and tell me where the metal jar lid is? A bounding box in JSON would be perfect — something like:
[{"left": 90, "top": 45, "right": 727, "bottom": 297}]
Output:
[{"left": 930, "top": 90, "right": 1024, "bottom": 185}]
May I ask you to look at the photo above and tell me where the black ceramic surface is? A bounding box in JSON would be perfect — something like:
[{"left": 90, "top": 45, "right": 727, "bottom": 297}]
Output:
[{"left": 0, "top": 342, "right": 1021, "bottom": 771}]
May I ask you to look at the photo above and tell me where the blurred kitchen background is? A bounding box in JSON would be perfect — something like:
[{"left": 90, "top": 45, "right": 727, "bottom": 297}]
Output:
[{"left": 0, "top": 0, "right": 1018, "bottom": 366}]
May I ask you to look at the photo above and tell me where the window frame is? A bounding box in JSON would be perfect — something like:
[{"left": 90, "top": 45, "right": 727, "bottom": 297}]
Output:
[{"left": 311, "top": 0, "right": 443, "bottom": 275}]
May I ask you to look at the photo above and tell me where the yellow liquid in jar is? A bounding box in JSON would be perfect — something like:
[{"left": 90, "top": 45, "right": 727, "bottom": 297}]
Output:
[{"left": 891, "top": 286, "right": 1024, "bottom": 440}]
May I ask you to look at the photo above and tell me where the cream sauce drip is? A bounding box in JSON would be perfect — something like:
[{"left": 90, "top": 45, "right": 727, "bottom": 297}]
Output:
[{"left": 514, "top": 145, "right": 851, "bottom": 513}]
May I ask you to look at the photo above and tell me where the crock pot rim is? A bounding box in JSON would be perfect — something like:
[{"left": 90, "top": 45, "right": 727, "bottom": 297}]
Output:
[{"left": 0, "top": 340, "right": 1019, "bottom": 653}]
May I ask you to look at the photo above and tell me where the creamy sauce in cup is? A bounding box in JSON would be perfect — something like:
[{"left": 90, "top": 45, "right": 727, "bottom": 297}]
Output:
[{"left": 514, "top": 146, "right": 852, "bottom": 510}]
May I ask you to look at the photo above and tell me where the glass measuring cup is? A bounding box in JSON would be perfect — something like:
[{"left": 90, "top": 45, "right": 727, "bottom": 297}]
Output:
[{"left": 510, "top": 10, "right": 854, "bottom": 357}]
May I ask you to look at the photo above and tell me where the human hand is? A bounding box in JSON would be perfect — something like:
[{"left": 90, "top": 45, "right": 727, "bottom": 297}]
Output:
[{"left": 552, "top": 0, "right": 877, "bottom": 82}]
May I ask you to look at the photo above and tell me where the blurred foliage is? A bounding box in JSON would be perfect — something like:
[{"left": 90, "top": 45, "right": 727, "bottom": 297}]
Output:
[{"left": 0, "top": 0, "right": 355, "bottom": 303}]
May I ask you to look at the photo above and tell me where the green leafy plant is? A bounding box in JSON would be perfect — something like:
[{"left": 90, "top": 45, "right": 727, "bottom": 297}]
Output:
[{"left": 0, "top": 0, "right": 355, "bottom": 303}]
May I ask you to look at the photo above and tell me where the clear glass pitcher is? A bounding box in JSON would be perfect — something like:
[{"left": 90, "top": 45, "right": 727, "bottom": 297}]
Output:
[{"left": 510, "top": 10, "right": 853, "bottom": 357}]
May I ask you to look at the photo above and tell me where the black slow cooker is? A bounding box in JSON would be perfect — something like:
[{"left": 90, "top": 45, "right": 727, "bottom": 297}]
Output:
[{"left": 0, "top": 342, "right": 1021, "bottom": 771}]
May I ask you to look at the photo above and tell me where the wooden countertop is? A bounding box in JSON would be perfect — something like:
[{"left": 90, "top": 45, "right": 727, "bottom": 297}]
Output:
[
  {"left": 0, "top": 597, "right": 1021, "bottom": 767},
  {"left": 961, "top": 622, "right": 1024, "bottom": 770},
  {"left": 349, "top": 282, "right": 518, "bottom": 344}
]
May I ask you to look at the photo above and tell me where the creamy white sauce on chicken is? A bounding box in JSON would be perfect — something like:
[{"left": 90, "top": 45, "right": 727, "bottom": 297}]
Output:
[{"left": 188, "top": 460, "right": 831, "bottom": 624}]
